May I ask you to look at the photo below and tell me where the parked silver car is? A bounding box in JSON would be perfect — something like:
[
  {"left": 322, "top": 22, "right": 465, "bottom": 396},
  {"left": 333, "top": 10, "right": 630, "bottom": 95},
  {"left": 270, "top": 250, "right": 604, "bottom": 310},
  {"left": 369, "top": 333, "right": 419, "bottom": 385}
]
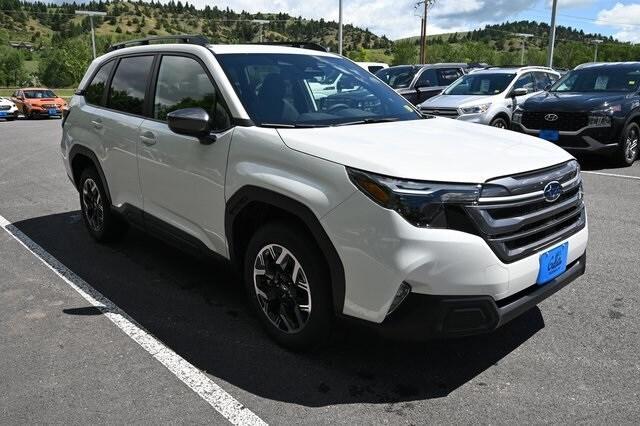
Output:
[{"left": 418, "top": 66, "right": 560, "bottom": 128}]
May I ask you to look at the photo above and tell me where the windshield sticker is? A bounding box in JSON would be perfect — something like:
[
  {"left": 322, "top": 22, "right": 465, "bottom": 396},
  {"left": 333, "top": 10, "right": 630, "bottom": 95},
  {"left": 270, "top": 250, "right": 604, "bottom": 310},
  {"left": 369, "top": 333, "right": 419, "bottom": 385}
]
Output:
[
  {"left": 480, "top": 79, "right": 490, "bottom": 93},
  {"left": 594, "top": 75, "right": 609, "bottom": 90},
  {"left": 403, "top": 105, "right": 414, "bottom": 112}
]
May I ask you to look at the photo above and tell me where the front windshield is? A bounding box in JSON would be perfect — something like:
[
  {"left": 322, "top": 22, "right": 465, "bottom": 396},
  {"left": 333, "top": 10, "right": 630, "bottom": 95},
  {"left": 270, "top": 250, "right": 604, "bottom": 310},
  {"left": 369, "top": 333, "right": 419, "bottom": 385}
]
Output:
[
  {"left": 216, "top": 53, "right": 420, "bottom": 127},
  {"left": 443, "top": 73, "right": 515, "bottom": 95},
  {"left": 24, "top": 89, "right": 57, "bottom": 99},
  {"left": 550, "top": 66, "right": 640, "bottom": 93},
  {"left": 374, "top": 66, "right": 418, "bottom": 89}
]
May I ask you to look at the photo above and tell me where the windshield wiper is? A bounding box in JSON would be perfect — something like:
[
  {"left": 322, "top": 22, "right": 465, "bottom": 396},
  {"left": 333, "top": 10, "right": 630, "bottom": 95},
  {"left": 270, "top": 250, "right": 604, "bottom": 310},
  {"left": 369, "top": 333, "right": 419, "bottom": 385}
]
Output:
[
  {"left": 261, "top": 122, "right": 329, "bottom": 128},
  {"left": 334, "top": 117, "right": 400, "bottom": 127}
]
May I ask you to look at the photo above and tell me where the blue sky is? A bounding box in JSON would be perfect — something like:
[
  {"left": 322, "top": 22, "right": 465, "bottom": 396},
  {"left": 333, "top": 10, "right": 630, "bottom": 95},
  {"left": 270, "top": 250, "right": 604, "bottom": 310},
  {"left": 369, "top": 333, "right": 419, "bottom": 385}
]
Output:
[{"left": 51, "top": 1, "right": 640, "bottom": 42}]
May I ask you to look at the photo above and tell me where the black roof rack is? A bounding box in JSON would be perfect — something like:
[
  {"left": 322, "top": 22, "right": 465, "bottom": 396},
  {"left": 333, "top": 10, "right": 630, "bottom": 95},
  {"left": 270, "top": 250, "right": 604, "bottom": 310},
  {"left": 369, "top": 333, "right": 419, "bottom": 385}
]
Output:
[
  {"left": 107, "top": 35, "right": 209, "bottom": 52},
  {"left": 248, "top": 42, "right": 328, "bottom": 52}
]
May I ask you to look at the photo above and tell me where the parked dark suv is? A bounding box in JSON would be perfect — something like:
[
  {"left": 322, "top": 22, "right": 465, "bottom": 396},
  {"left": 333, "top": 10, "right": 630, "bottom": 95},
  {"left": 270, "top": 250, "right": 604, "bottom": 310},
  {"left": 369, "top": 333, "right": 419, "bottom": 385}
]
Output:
[
  {"left": 511, "top": 62, "right": 640, "bottom": 166},
  {"left": 375, "top": 64, "right": 465, "bottom": 105}
]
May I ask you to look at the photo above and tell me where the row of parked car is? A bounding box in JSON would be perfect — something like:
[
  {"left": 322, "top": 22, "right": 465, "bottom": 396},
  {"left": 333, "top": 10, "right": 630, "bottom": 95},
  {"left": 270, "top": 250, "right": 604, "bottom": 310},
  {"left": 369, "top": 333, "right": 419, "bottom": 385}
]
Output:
[
  {"left": 0, "top": 88, "right": 67, "bottom": 120},
  {"left": 370, "top": 61, "right": 639, "bottom": 166}
]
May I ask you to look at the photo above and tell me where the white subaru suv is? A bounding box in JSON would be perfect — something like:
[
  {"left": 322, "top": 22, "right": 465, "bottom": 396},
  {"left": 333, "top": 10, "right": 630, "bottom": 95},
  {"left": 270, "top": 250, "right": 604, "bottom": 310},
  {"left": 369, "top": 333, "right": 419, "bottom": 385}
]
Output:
[{"left": 61, "top": 36, "right": 588, "bottom": 350}]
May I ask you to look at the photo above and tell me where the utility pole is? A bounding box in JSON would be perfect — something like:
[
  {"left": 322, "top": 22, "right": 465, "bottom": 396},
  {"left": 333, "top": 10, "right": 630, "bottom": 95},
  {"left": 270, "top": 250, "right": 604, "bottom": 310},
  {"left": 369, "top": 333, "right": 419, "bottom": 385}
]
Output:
[
  {"left": 338, "top": 0, "right": 343, "bottom": 55},
  {"left": 75, "top": 10, "right": 107, "bottom": 59},
  {"left": 417, "top": 1, "right": 435, "bottom": 64},
  {"left": 516, "top": 33, "right": 534, "bottom": 65},
  {"left": 592, "top": 39, "right": 603, "bottom": 62},
  {"left": 547, "top": 0, "right": 558, "bottom": 67},
  {"left": 251, "top": 19, "right": 269, "bottom": 43}
]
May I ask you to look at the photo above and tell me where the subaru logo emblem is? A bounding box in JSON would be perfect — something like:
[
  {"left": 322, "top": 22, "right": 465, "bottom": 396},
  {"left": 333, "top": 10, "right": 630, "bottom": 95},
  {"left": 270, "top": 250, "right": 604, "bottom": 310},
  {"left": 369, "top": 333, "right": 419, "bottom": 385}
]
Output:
[
  {"left": 545, "top": 113, "right": 559, "bottom": 122},
  {"left": 543, "top": 181, "right": 563, "bottom": 202}
]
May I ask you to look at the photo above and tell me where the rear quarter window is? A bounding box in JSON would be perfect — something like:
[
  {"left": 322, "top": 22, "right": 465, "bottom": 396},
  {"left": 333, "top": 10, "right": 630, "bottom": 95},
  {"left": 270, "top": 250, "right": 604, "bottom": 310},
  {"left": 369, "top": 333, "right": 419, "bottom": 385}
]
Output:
[{"left": 85, "top": 61, "right": 115, "bottom": 106}]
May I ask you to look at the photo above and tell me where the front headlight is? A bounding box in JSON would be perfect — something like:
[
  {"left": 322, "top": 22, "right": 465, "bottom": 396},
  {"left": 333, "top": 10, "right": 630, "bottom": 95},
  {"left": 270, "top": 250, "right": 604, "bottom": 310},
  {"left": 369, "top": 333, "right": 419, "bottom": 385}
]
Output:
[
  {"left": 459, "top": 103, "right": 491, "bottom": 115},
  {"left": 347, "top": 168, "right": 481, "bottom": 228},
  {"left": 588, "top": 115, "right": 612, "bottom": 127}
]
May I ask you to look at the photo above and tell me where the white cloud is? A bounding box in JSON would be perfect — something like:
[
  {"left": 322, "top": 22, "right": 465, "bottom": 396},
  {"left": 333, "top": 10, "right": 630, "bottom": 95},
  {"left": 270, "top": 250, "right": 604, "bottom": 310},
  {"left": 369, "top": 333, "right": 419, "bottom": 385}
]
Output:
[
  {"left": 184, "top": 0, "right": 536, "bottom": 39},
  {"left": 546, "top": 0, "right": 595, "bottom": 7},
  {"left": 596, "top": 2, "right": 640, "bottom": 43}
]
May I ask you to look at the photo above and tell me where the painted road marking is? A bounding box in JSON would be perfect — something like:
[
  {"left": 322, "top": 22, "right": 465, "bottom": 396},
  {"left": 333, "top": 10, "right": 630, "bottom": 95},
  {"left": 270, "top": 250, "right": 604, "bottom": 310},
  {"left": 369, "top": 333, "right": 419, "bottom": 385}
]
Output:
[
  {"left": 582, "top": 171, "right": 640, "bottom": 181},
  {"left": 0, "top": 214, "right": 267, "bottom": 426}
]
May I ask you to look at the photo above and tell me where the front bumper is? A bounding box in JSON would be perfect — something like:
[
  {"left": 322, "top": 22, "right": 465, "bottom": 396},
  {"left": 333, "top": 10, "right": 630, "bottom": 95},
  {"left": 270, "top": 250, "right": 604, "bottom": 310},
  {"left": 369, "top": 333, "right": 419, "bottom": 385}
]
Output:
[
  {"left": 512, "top": 122, "right": 621, "bottom": 154},
  {"left": 321, "top": 190, "right": 589, "bottom": 324},
  {"left": 0, "top": 109, "right": 18, "bottom": 119},
  {"left": 381, "top": 253, "right": 586, "bottom": 338}
]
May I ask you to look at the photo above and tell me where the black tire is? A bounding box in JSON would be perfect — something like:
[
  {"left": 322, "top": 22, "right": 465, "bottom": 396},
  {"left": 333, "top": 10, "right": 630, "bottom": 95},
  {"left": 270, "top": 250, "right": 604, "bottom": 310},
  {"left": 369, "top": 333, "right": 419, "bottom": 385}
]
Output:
[
  {"left": 78, "top": 167, "right": 127, "bottom": 242},
  {"left": 614, "top": 122, "right": 639, "bottom": 167},
  {"left": 244, "top": 222, "right": 333, "bottom": 351},
  {"left": 490, "top": 117, "right": 508, "bottom": 129}
]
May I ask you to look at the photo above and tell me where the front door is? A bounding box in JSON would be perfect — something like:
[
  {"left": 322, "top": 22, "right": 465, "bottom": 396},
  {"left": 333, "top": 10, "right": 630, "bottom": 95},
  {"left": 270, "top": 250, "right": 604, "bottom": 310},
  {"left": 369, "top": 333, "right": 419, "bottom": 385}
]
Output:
[{"left": 137, "top": 54, "right": 234, "bottom": 256}]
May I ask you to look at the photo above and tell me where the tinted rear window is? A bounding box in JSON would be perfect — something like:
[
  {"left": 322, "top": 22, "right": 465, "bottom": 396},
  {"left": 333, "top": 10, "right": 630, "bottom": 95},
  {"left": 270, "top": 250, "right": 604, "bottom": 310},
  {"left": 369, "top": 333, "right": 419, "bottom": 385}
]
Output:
[{"left": 107, "top": 56, "right": 154, "bottom": 115}]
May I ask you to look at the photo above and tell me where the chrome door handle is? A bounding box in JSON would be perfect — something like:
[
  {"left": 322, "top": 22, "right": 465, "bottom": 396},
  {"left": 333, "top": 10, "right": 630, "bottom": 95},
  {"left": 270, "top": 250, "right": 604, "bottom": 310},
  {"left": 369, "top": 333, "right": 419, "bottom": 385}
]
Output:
[
  {"left": 91, "top": 119, "right": 103, "bottom": 129},
  {"left": 140, "top": 132, "right": 157, "bottom": 146}
]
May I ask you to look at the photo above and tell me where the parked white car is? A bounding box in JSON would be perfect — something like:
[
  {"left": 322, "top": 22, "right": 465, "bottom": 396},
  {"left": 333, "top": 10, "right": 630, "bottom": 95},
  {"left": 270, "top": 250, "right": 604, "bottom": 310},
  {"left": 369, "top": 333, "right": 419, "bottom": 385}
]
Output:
[
  {"left": 419, "top": 66, "right": 560, "bottom": 128},
  {"left": 61, "top": 37, "right": 587, "bottom": 349},
  {"left": 0, "top": 97, "right": 19, "bottom": 120}
]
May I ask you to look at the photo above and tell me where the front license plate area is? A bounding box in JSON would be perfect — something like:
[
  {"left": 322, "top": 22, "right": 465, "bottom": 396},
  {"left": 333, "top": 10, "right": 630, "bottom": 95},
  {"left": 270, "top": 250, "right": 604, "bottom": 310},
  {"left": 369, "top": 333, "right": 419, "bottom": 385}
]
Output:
[
  {"left": 0, "top": 112, "right": 6, "bottom": 117},
  {"left": 539, "top": 129, "right": 559, "bottom": 141},
  {"left": 537, "top": 242, "right": 569, "bottom": 285},
  {"left": 48, "top": 108, "right": 58, "bottom": 115}
]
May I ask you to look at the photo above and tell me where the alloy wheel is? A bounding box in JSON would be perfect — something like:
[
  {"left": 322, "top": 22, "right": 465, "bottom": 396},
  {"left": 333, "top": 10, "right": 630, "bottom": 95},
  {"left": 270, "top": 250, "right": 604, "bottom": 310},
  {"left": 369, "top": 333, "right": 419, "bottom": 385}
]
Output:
[
  {"left": 625, "top": 126, "right": 639, "bottom": 163},
  {"left": 253, "top": 244, "right": 312, "bottom": 334},
  {"left": 82, "top": 178, "right": 104, "bottom": 232},
  {"left": 492, "top": 120, "right": 507, "bottom": 129}
]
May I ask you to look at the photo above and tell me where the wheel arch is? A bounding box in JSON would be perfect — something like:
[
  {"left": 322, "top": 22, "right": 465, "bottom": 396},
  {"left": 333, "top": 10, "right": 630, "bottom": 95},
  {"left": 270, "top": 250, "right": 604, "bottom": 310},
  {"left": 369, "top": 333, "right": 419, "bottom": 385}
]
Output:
[
  {"left": 491, "top": 111, "right": 511, "bottom": 126},
  {"left": 225, "top": 185, "right": 346, "bottom": 315},
  {"left": 69, "top": 145, "right": 112, "bottom": 205}
]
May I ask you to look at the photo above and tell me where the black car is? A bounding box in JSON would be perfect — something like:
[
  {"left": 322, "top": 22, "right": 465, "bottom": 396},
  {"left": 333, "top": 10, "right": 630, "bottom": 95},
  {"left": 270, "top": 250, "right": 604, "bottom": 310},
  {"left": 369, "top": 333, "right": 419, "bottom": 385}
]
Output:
[
  {"left": 375, "top": 64, "right": 465, "bottom": 105},
  {"left": 511, "top": 62, "right": 640, "bottom": 166}
]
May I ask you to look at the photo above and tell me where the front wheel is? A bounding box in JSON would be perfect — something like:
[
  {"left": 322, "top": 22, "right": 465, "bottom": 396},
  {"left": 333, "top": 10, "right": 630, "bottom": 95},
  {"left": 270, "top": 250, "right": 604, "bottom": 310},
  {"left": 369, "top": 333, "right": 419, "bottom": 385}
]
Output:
[
  {"left": 615, "top": 122, "right": 639, "bottom": 166},
  {"left": 490, "top": 117, "right": 508, "bottom": 129},
  {"left": 244, "top": 222, "right": 333, "bottom": 350}
]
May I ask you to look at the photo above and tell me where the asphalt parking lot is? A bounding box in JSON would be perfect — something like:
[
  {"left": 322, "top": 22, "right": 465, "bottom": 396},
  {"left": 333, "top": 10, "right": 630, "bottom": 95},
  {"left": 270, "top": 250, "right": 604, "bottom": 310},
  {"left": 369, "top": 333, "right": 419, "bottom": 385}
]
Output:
[{"left": 1, "top": 118, "right": 639, "bottom": 424}]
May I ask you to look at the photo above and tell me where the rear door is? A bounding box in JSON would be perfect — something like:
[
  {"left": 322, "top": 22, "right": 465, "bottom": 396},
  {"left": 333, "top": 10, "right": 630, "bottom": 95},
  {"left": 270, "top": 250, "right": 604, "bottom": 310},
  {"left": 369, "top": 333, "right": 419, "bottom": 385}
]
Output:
[
  {"left": 99, "top": 54, "right": 155, "bottom": 209},
  {"left": 414, "top": 67, "right": 464, "bottom": 104},
  {"left": 137, "top": 53, "right": 234, "bottom": 255}
]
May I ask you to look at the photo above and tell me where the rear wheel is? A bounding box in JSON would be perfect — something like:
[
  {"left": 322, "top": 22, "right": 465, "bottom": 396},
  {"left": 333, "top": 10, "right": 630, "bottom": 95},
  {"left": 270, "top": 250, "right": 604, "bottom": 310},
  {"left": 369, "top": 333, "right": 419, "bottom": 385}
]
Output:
[
  {"left": 79, "top": 167, "right": 127, "bottom": 242},
  {"left": 490, "top": 117, "right": 508, "bottom": 129},
  {"left": 615, "top": 122, "right": 639, "bottom": 166},
  {"left": 244, "top": 222, "right": 333, "bottom": 351}
]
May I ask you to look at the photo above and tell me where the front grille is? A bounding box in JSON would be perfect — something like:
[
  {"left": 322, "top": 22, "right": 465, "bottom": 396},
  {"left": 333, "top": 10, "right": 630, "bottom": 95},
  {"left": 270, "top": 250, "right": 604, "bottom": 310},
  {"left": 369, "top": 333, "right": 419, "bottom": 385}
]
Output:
[
  {"left": 421, "top": 107, "right": 459, "bottom": 118},
  {"left": 465, "top": 161, "right": 585, "bottom": 263},
  {"left": 522, "top": 111, "right": 588, "bottom": 132},
  {"left": 0, "top": 105, "right": 10, "bottom": 111},
  {"left": 42, "top": 104, "right": 58, "bottom": 109}
]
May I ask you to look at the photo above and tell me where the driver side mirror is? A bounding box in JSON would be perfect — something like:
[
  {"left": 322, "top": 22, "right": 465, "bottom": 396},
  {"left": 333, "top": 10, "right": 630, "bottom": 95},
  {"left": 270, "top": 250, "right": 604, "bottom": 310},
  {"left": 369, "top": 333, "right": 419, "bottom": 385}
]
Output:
[
  {"left": 167, "top": 108, "right": 215, "bottom": 144},
  {"left": 544, "top": 83, "right": 552, "bottom": 91},
  {"left": 512, "top": 88, "right": 528, "bottom": 97},
  {"left": 337, "top": 75, "right": 357, "bottom": 91}
]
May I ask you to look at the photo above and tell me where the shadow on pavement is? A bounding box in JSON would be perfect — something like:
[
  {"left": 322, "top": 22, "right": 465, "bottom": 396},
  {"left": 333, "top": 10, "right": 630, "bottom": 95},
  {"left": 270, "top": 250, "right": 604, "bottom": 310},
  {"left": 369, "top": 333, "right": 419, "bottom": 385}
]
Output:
[{"left": 13, "top": 210, "right": 545, "bottom": 405}]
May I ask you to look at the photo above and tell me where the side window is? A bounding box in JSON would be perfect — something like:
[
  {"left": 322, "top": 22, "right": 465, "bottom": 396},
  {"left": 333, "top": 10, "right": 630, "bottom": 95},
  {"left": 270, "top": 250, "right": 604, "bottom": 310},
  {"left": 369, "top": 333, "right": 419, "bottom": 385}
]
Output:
[
  {"left": 513, "top": 73, "right": 535, "bottom": 93},
  {"left": 85, "top": 61, "right": 115, "bottom": 106},
  {"left": 107, "top": 55, "right": 154, "bottom": 115},
  {"left": 153, "top": 55, "right": 231, "bottom": 130},
  {"left": 437, "top": 68, "right": 464, "bottom": 86},
  {"left": 416, "top": 69, "right": 437, "bottom": 87},
  {"left": 548, "top": 72, "right": 559, "bottom": 85},
  {"left": 533, "top": 72, "right": 550, "bottom": 91}
]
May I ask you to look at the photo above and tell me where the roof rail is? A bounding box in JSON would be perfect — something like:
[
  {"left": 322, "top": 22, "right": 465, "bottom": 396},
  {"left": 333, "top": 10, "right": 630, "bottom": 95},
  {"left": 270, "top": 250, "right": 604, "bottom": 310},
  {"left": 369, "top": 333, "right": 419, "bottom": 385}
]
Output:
[
  {"left": 248, "top": 41, "right": 329, "bottom": 52},
  {"left": 107, "top": 35, "right": 209, "bottom": 52}
]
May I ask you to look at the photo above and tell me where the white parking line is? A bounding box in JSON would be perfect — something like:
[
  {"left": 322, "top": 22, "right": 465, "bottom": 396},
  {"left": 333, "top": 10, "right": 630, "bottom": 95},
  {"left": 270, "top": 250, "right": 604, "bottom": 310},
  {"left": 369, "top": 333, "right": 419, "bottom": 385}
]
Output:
[
  {"left": 0, "top": 214, "right": 267, "bottom": 426},
  {"left": 582, "top": 171, "right": 640, "bottom": 181}
]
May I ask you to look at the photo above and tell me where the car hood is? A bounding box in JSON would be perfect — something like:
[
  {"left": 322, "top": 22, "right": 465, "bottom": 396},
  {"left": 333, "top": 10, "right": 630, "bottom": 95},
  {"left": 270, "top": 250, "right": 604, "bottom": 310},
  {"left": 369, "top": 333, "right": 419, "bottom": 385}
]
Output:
[
  {"left": 420, "top": 94, "right": 492, "bottom": 108},
  {"left": 0, "top": 98, "right": 14, "bottom": 106},
  {"left": 523, "top": 91, "right": 629, "bottom": 112},
  {"left": 25, "top": 97, "right": 65, "bottom": 105},
  {"left": 277, "top": 118, "right": 573, "bottom": 183}
]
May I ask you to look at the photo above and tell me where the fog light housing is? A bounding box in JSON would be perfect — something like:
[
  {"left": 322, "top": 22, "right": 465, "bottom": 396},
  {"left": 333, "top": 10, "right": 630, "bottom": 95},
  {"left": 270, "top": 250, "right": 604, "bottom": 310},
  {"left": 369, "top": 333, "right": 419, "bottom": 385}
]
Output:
[{"left": 387, "top": 282, "right": 411, "bottom": 316}]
